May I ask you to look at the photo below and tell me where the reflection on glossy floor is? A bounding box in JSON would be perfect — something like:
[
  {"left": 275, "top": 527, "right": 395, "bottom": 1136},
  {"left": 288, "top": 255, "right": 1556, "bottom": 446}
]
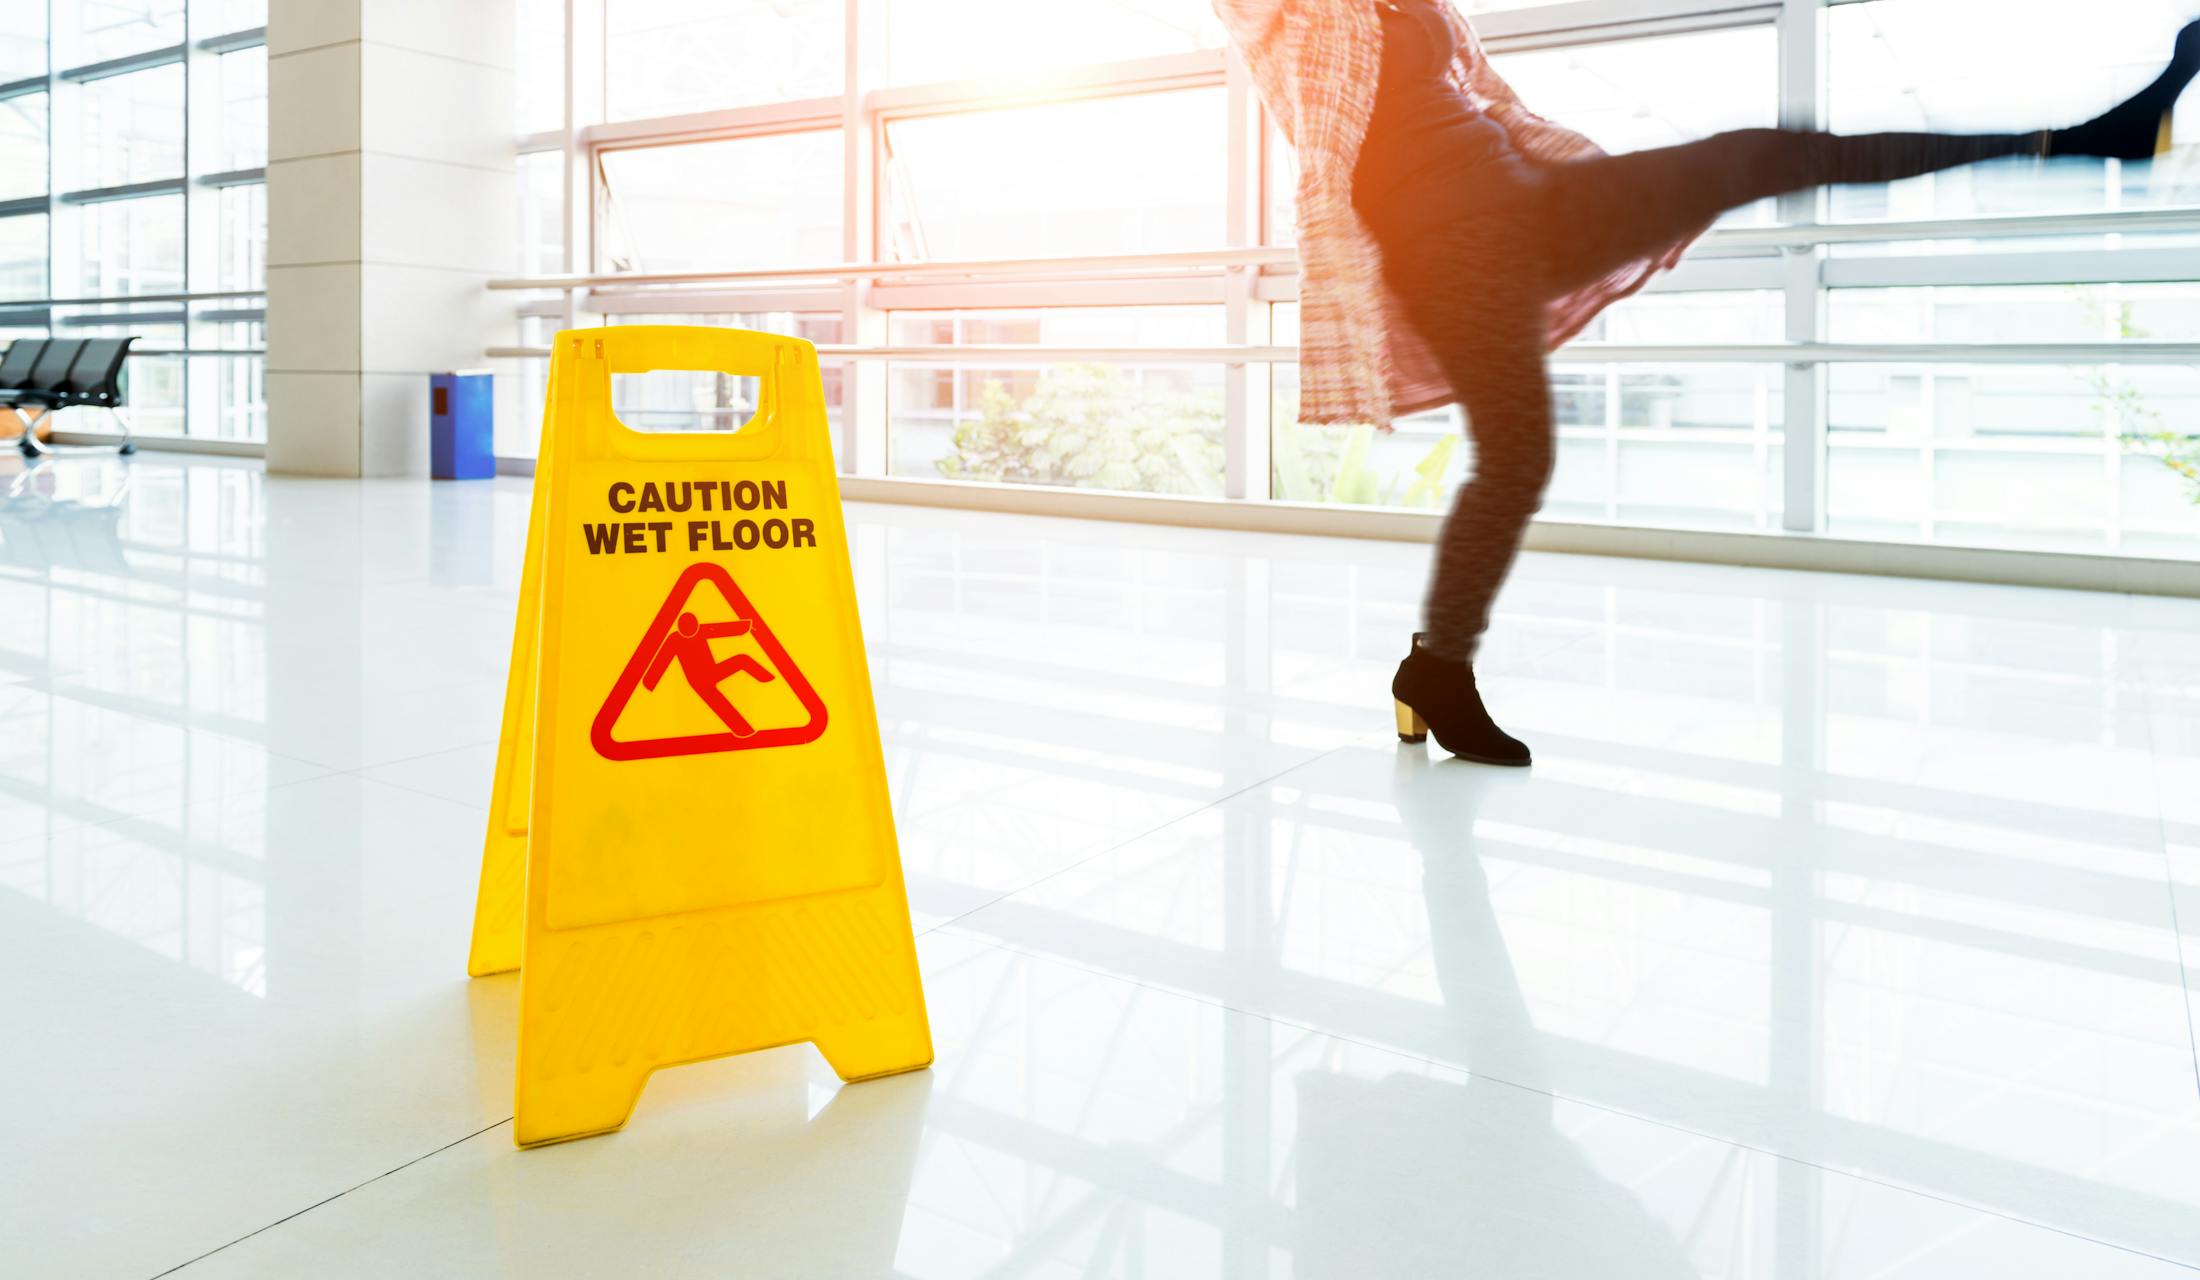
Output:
[{"left": 4, "top": 454, "right": 2199, "bottom": 1279}]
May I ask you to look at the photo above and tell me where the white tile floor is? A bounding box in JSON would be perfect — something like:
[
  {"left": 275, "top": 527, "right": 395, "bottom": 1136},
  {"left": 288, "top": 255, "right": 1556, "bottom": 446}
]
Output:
[{"left": 4, "top": 453, "right": 2199, "bottom": 1279}]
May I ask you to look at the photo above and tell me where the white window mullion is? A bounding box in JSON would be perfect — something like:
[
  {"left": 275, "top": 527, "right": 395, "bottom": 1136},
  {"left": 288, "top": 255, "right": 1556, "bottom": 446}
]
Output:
[
  {"left": 1778, "top": 0, "right": 1824, "bottom": 533},
  {"left": 183, "top": 0, "right": 227, "bottom": 441},
  {"left": 1222, "top": 41, "right": 1267, "bottom": 501},
  {"left": 563, "top": 0, "right": 606, "bottom": 327},
  {"left": 844, "top": 0, "right": 888, "bottom": 479}
]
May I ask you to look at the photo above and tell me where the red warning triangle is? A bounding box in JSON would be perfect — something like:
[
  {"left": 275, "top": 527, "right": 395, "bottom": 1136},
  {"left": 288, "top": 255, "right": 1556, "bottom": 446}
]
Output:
[{"left": 591, "top": 563, "right": 827, "bottom": 761}]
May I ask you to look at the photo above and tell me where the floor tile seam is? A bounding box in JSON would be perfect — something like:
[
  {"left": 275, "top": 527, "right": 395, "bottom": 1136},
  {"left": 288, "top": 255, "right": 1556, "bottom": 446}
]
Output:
[
  {"left": 912, "top": 743, "right": 1353, "bottom": 941},
  {"left": 332, "top": 738, "right": 502, "bottom": 784},
  {"left": 930, "top": 925, "right": 2200, "bottom": 1275},
  {"left": 332, "top": 769, "right": 494, "bottom": 811},
  {"left": 147, "top": 1117, "right": 514, "bottom": 1278}
]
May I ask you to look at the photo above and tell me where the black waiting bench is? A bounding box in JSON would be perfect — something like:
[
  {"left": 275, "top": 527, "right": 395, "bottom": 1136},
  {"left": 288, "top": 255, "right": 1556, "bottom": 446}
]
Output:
[{"left": 0, "top": 336, "right": 139, "bottom": 457}]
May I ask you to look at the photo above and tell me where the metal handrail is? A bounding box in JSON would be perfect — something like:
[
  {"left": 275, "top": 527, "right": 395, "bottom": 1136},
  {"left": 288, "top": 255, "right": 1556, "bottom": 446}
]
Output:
[
  {"left": 483, "top": 207, "right": 2200, "bottom": 293},
  {"left": 484, "top": 341, "right": 2200, "bottom": 365},
  {"left": 7, "top": 289, "right": 267, "bottom": 308},
  {"left": 488, "top": 247, "right": 1299, "bottom": 291}
]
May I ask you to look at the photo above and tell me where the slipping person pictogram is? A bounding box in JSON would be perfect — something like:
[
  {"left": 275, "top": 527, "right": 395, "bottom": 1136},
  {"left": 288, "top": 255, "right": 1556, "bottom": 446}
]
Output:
[
  {"left": 592, "top": 562, "right": 828, "bottom": 761},
  {"left": 643, "top": 611, "right": 776, "bottom": 738}
]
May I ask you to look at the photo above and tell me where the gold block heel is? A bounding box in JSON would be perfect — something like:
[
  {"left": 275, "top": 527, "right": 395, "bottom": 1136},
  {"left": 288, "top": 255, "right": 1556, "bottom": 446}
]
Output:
[
  {"left": 1394, "top": 700, "right": 1428, "bottom": 744},
  {"left": 2160, "top": 109, "right": 2177, "bottom": 159}
]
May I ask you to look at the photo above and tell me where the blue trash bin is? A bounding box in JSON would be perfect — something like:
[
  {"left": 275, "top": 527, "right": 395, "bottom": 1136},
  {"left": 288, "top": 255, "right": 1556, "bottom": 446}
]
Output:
[{"left": 431, "top": 371, "right": 495, "bottom": 480}]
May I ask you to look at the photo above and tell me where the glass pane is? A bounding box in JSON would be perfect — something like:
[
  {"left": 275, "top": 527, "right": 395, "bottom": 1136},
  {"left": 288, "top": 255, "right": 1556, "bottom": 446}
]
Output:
[
  {"left": 0, "top": 213, "right": 46, "bottom": 300},
  {"left": 1273, "top": 304, "right": 1784, "bottom": 525},
  {"left": 1829, "top": 228, "right": 2200, "bottom": 259},
  {"left": 887, "top": 0, "right": 1224, "bottom": 86},
  {"left": 69, "top": 193, "right": 183, "bottom": 295},
  {"left": 1829, "top": 0, "right": 2200, "bottom": 220},
  {"left": 63, "top": 0, "right": 185, "bottom": 67},
  {"left": 1493, "top": 26, "right": 1779, "bottom": 155},
  {"left": 885, "top": 88, "right": 1226, "bottom": 259},
  {"left": 216, "top": 180, "right": 264, "bottom": 290},
  {"left": 599, "top": 131, "right": 841, "bottom": 273},
  {"left": 517, "top": 149, "right": 562, "bottom": 276},
  {"left": 605, "top": 0, "right": 841, "bottom": 121},
  {"left": 76, "top": 63, "right": 184, "bottom": 189},
  {"left": 888, "top": 307, "right": 1226, "bottom": 496},
  {"left": 212, "top": 352, "right": 264, "bottom": 441},
  {"left": 216, "top": 46, "right": 266, "bottom": 172},
  {"left": 117, "top": 351, "right": 183, "bottom": 434},
  {"left": 1827, "top": 363, "right": 2200, "bottom": 555},
  {"left": 1828, "top": 284, "right": 2200, "bottom": 344},
  {"left": 1266, "top": 125, "right": 1294, "bottom": 246},
  {"left": 1608, "top": 364, "right": 1784, "bottom": 530},
  {"left": 1274, "top": 26, "right": 1781, "bottom": 245},
  {"left": 207, "top": 0, "right": 267, "bottom": 36},
  {"left": 0, "top": 93, "right": 46, "bottom": 201},
  {"left": 1491, "top": 26, "right": 1781, "bottom": 227},
  {"left": 515, "top": 0, "right": 563, "bottom": 134},
  {"left": 1577, "top": 289, "right": 1784, "bottom": 345},
  {"left": 0, "top": 0, "right": 45, "bottom": 81}
]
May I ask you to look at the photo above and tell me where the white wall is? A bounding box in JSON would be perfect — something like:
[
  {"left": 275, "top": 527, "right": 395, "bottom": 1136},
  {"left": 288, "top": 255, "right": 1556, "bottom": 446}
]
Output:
[{"left": 265, "top": 0, "right": 517, "bottom": 476}]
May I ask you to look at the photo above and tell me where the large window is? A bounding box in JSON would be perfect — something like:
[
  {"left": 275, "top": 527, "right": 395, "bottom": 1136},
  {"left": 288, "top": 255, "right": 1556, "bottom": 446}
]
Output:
[
  {"left": 883, "top": 88, "right": 1229, "bottom": 260},
  {"left": 600, "top": 132, "right": 843, "bottom": 273},
  {"left": 887, "top": 307, "right": 1227, "bottom": 495},
  {"left": 1828, "top": 0, "right": 2200, "bottom": 220},
  {"left": 885, "top": 1, "right": 1223, "bottom": 86},
  {"left": 604, "top": 0, "right": 842, "bottom": 121},
  {"left": 503, "top": 0, "right": 2200, "bottom": 561},
  {"left": 0, "top": 0, "right": 267, "bottom": 445}
]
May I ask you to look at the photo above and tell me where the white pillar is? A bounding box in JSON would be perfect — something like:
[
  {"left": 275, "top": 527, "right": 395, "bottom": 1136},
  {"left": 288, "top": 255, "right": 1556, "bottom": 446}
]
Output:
[{"left": 264, "top": 0, "right": 516, "bottom": 476}]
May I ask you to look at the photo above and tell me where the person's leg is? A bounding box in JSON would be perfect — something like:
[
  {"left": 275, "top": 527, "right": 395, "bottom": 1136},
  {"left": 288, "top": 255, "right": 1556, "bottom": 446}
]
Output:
[
  {"left": 1381, "top": 215, "right": 1552, "bottom": 765},
  {"left": 1541, "top": 127, "right": 2043, "bottom": 295},
  {"left": 1543, "top": 19, "right": 2200, "bottom": 294},
  {"left": 1397, "top": 236, "right": 1553, "bottom": 664}
]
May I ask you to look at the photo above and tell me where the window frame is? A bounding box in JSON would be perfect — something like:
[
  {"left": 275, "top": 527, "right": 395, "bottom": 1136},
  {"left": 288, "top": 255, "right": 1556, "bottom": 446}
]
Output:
[
  {"left": 497, "top": 0, "right": 2200, "bottom": 559},
  {"left": 0, "top": 1, "right": 267, "bottom": 447}
]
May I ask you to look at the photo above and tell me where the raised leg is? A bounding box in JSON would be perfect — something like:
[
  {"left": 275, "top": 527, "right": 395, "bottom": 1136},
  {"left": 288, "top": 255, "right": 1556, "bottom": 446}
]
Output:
[{"left": 1540, "top": 127, "right": 2043, "bottom": 296}]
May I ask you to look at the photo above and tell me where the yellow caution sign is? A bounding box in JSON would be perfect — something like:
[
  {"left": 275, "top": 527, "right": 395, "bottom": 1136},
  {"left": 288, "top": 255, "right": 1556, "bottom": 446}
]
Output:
[{"left": 470, "top": 326, "right": 932, "bottom": 1147}]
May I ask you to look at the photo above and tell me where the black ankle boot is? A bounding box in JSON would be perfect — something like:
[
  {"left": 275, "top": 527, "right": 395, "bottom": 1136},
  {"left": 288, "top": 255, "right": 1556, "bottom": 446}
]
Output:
[
  {"left": 2051, "top": 20, "right": 2200, "bottom": 160},
  {"left": 1391, "top": 634, "right": 1530, "bottom": 767}
]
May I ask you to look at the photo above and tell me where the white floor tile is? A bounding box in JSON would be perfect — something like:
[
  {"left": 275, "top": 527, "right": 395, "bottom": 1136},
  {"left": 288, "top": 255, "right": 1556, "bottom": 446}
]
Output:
[
  {"left": 947, "top": 742, "right": 2200, "bottom": 1262},
  {"left": 5, "top": 455, "right": 2199, "bottom": 1277},
  {"left": 166, "top": 935, "right": 2199, "bottom": 1280},
  {"left": 0, "top": 772, "right": 508, "bottom": 1279},
  {"left": 356, "top": 741, "right": 501, "bottom": 810}
]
